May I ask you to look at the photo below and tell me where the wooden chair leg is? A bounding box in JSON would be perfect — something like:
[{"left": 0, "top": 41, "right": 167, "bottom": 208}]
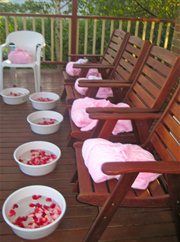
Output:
[
  {"left": 61, "top": 87, "right": 66, "bottom": 100},
  {"left": 67, "top": 133, "right": 76, "bottom": 147},
  {"left": 167, "top": 174, "right": 180, "bottom": 240},
  {"left": 71, "top": 170, "right": 78, "bottom": 183},
  {"left": 83, "top": 173, "right": 138, "bottom": 242},
  {"left": 72, "top": 181, "right": 79, "bottom": 193}
]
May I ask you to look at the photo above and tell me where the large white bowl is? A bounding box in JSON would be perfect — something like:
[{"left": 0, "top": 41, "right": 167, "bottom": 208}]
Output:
[
  {"left": 1, "top": 87, "right": 30, "bottom": 105},
  {"left": 2, "top": 185, "right": 66, "bottom": 240},
  {"left": 27, "top": 110, "right": 63, "bottom": 135},
  {"left": 29, "top": 92, "right": 60, "bottom": 110},
  {"left": 13, "top": 141, "right": 61, "bottom": 176}
]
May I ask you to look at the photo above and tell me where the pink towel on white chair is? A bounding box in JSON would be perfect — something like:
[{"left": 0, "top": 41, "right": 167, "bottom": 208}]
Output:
[
  {"left": 8, "top": 48, "right": 33, "bottom": 64},
  {"left": 82, "top": 138, "right": 160, "bottom": 190},
  {"left": 71, "top": 97, "right": 133, "bottom": 134},
  {"left": 74, "top": 68, "right": 113, "bottom": 98},
  {"left": 66, "top": 58, "right": 88, "bottom": 76}
]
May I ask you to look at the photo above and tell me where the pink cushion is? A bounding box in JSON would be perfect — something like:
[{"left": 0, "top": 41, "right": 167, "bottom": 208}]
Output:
[{"left": 8, "top": 48, "right": 33, "bottom": 64}]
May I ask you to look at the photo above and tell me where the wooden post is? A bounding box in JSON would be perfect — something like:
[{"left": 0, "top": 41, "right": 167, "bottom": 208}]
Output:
[
  {"left": 71, "top": 0, "right": 78, "bottom": 60},
  {"left": 171, "top": 8, "right": 180, "bottom": 54}
]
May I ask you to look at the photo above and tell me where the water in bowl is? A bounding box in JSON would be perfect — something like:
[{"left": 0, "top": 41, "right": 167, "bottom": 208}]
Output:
[
  {"left": 8, "top": 195, "right": 62, "bottom": 229},
  {"left": 18, "top": 149, "right": 57, "bottom": 165},
  {"left": 33, "top": 118, "right": 58, "bottom": 125},
  {"left": 35, "top": 97, "right": 54, "bottom": 102},
  {"left": 8, "top": 91, "right": 23, "bottom": 97}
]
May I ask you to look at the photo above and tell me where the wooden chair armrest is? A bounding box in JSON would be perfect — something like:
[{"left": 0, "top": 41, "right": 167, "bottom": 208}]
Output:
[
  {"left": 102, "top": 161, "right": 180, "bottom": 175},
  {"left": 78, "top": 79, "right": 131, "bottom": 88},
  {"left": 69, "top": 54, "right": 103, "bottom": 58},
  {"left": 87, "top": 107, "right": 159, "bottom": 114},
  {"left": 88, "top": 112, "right": 162, "bottom": 120},
  {"left": 87, "top": 107, "right": 161, "bottom": 120},
  {"left": 73, "top": 63, "right": 114, "bottom": 69}
]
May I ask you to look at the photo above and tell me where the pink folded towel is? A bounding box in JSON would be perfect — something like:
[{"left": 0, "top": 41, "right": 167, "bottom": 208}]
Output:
[
  {"left": 74, "top": 69, "right": 113, "bottom": 98},
  {"left": 71, "top": 97, "right": 132, "bottom": 134},
  {"left": 8, "top": 48, "right": 33, "bottom": 64},
  {"left": 82, "top": 138, "right": 160, "bottom": 190},
  {"left": 66, "top": 58, "right": 88, "bottom": 76}
]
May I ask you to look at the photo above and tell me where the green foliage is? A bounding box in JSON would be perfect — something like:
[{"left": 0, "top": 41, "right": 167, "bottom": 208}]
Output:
[{"left": 78, "top": 0, "right": 178, "bottom": 19}]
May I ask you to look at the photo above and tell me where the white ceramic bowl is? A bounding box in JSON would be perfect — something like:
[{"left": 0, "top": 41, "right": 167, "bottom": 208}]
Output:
[
  {"left": 1, "top": 87, "right": 30, "bottom": 105},
  {"left": 29, "top": 92, "right": 60, "bottom": 110},
  {"left": 27, "top": 110, "right": 63, "bottom": 135},
  {"left": 13, "top": 141, "right": 61, "bottom": 176},
  {"left": 2, "top": 185, "right": 66, "bottom": 240}
]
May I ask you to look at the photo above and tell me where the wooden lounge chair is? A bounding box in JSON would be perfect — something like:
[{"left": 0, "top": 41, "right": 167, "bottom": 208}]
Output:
[
  {"left": 73, "top": 86, "right": 180, "bottom": 242},
  {"left": 68, "top": 46, "right": 180, "bottom": 145},
  {"left": 64, "top": 35, "right": 151, "bottom": 104},
  {"left": 63, "top": 29, "right": 130, "bottom": 84}
]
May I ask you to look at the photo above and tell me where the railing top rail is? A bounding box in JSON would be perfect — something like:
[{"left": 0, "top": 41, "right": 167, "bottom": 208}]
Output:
[
  {"left": 77, "top": 15, "right": 175, "bottom": 23},
  {"left": 0, "top": 12, "right": 175, "bottom": 24},
  {"left": 0, "top": 12, "right": 72, "bottom": 18}
]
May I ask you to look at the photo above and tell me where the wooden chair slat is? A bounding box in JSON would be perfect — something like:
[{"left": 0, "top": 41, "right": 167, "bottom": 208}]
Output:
[
  {"left": 134, "top": 188, "right": 151, "bottom": 198},
  {"left": 128, "top": 91, "right": 147, "bottom": 107},
  {"left": 115, "top": 65, "right": 130, "bottom": 81},
  {"left": 122, "top": 51, "right": 137, "bottom": 65},
  {"left": 106, "top": 47, "right": 117, "bottom": 58},
  {"left": 129, "top": 35, "right": 144, "bottom": 48},
  {"left": 171, "top": 101, "right": 179, "bottom": 117},
  {"left": 156, "top": 123, "right": 179, "bottom": 160},
  {"left": 102, "top": 54, "right": 114, "bottom": 65},
  {"left": 146, "top": 56, "right": 170, "bottom": 77},
  {"left": 151, "top": 133, "right": 173, "bottom": 161},
  {"left": 133, "top": 82, "right": 155, "bottom": 108},
  {"left": 163, "top": 113, "right": 179, "bottom": 138},
  {"left": 142, "top": 64, "right": 165, "bottom": 87},
  {"left": 148, "top": 179, "right": 167, "bottom": 197},
  {"left": 119, "top": 58, "right": 134, "bottom": 73},
  {"left": 126, "top": 43, "right": 142, "bottom": 57},
  {"left": 150, "top": 46, "right": 178, "bottom": 66},
  {"left": 137, "top": 74, "right": 160, "bottom": 97}
]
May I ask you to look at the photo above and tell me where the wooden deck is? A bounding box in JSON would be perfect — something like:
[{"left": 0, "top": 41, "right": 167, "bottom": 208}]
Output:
[{"left": 0, "top": 68, "right": 179, "bottom": 242}]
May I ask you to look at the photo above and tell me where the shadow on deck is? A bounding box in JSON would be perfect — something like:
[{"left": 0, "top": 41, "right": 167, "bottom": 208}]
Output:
[{"left": 0, "top": 68, "right": 179, "bottom": 242}]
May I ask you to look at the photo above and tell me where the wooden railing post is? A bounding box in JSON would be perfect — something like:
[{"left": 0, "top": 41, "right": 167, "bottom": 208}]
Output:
[
  {"left": 171, "top": 9, "right": 180, "bottom": 54},
  {"left": 71, "top": 0, "right": 78, "bottom": 60}
]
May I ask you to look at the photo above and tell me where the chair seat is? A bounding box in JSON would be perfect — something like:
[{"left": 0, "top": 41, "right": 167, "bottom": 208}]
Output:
[
  {"left": 74, "top": 142, "right": 170, "bottom": 208},
  {"left": 2, "top": 59, "right": 36, "bottom": 68}
]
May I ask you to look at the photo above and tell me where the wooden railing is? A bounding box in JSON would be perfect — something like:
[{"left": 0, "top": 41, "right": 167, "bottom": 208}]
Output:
[{"left": 0, "top": 13, "right": 175, "bottom": 64}]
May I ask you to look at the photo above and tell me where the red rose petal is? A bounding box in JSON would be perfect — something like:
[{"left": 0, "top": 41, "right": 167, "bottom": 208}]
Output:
[
  {"left": 8, "top": 209, "right": 16, "bottom": 217},
  {"left": 32, "top": 195, "right": 42, "bottom": 200},
  {"left": 12, "top": 203, "right": 19, "bottom": 209}
]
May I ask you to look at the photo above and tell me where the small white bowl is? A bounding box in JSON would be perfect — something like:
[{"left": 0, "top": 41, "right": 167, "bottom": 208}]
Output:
[
  {"left": 29, "top": 92, "right": 60, "bottom": 110},
  {"left": 27, "top": 110, "right": 63, "bottom": 135},
  {"left": 1, "top": 87, "right": 30, "bottom": 105},
  {"left": 13, "top": 141, "right": 61, "bottom": 176},
  {"left": 2, "top": 185, "right": 66, "bottom": 240}
]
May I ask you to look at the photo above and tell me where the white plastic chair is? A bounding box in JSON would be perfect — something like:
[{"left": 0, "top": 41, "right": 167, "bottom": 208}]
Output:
[{"left": 0, "top": 31, "right": 45, "bottom": 92}]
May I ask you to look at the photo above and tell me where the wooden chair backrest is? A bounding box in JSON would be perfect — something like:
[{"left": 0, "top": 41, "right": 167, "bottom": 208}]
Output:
[
  {"left": 101, "top": 30, "right": 130, "bottom": 68},
  {"left": 147, "top": 87, "right": 179, "bottom": 162},
  {"left": 126, "top": 46, "right": 180, "bottom": 109},
  {"left": 112, "top": 36, "right": 151, "bottom": 82}
]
